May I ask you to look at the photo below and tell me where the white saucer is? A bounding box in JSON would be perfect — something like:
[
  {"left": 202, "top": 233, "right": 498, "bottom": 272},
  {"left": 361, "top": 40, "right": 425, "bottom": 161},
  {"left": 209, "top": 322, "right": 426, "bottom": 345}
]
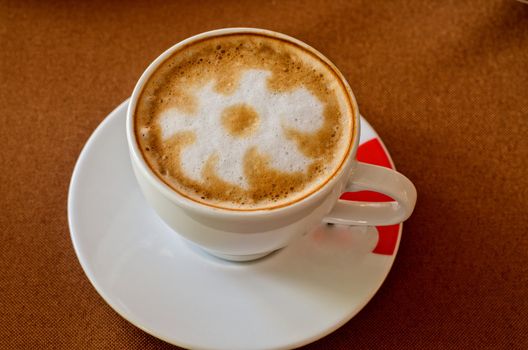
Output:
[{"left": 68, "top": 100, "right": 403, "bottom": 350}]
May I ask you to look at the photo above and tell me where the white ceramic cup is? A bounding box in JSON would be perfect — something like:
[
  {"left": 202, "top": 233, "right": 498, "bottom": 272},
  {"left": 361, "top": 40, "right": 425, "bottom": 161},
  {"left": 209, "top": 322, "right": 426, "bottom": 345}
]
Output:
[{"left": 126, "top": 28, "right": 417, "bottom": 261}]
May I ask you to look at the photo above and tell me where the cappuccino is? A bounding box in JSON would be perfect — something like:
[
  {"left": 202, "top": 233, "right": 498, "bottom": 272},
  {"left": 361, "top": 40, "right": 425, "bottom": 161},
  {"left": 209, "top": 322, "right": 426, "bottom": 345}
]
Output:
[{"left": 135, "top": 33, "right": 354, "bottom": 210}]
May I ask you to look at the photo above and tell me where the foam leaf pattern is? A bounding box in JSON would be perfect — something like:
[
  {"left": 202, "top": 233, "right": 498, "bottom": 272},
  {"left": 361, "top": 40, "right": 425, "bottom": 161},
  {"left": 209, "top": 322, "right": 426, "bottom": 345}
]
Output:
[{"left": 159, "top": 69, "right": 324, "bottom": 188}]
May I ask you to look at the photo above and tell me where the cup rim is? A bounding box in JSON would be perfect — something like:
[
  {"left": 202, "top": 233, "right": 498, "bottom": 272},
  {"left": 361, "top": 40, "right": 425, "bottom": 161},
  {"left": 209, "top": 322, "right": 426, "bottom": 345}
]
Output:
[{"left": 126, "top": 27, "right": 360, "bottom": 218}]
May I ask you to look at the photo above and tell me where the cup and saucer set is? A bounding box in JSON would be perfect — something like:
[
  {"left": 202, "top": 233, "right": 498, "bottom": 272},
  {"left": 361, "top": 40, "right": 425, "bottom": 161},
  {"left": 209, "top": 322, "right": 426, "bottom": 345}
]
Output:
[{"left": 68, "top": 28, "right": 416, "bottom": 350}]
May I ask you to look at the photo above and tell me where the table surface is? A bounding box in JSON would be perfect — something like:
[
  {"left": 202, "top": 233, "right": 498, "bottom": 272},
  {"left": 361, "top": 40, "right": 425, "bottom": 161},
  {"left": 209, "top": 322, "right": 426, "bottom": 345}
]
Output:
[{"left": 1, "top": 1, "right": 527, "bottom": 349}]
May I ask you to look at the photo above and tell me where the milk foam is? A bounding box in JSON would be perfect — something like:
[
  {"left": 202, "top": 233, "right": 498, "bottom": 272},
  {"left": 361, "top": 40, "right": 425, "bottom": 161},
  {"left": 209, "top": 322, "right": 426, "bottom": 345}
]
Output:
[
  {"left": 135, "top": 33, "right": 354, "bottom": 210},
  {"left": 159, "top": 69, "right": 325, "bottom": 188}
]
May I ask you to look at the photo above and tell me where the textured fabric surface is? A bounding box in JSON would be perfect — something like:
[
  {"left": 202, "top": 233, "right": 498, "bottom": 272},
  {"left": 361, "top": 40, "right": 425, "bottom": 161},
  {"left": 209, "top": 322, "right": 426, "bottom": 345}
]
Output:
[{"left": 1, "top": 0, "right": 527, "bottom": 349}]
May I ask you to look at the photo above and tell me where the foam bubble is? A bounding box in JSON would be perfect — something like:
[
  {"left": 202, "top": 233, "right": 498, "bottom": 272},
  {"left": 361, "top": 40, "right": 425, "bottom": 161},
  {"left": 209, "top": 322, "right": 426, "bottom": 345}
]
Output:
[{"left": 139, "top": 127, "right": 150, "bottom": 138}]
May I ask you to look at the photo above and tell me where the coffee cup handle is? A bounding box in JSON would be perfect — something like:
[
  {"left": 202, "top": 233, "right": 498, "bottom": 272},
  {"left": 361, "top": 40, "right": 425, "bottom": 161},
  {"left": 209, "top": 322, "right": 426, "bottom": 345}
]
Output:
[{"left": 323, "top": 162, "right": 417, "bottom": 226}]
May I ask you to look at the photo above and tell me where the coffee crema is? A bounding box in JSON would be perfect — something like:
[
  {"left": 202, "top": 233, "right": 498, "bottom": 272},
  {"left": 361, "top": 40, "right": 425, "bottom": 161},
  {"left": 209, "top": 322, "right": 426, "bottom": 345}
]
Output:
[{"left": 135, "top": 33, "right": 355, "bottom": 210}]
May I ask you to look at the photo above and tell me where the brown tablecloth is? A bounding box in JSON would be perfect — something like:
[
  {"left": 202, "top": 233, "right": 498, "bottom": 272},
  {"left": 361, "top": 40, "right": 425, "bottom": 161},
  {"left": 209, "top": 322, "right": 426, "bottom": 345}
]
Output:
[{"left": 1, "top": 0, "right": 527, "bottom": 349}]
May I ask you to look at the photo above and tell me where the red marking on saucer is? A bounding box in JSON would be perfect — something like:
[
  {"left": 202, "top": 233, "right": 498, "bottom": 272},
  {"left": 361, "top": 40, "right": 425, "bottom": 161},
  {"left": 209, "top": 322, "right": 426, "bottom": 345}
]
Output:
[
  {"left": 339, "top": 138, "right": 400, "bottom": 256},
  {"left": 356, "top": 138, "right": 393, "bottom": 168},
  {"left": 340, "top": 191, "right": 393, "bottom": 202},
  {"left": 372, "top": 225, "right": 399, "bottom": 255}
]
